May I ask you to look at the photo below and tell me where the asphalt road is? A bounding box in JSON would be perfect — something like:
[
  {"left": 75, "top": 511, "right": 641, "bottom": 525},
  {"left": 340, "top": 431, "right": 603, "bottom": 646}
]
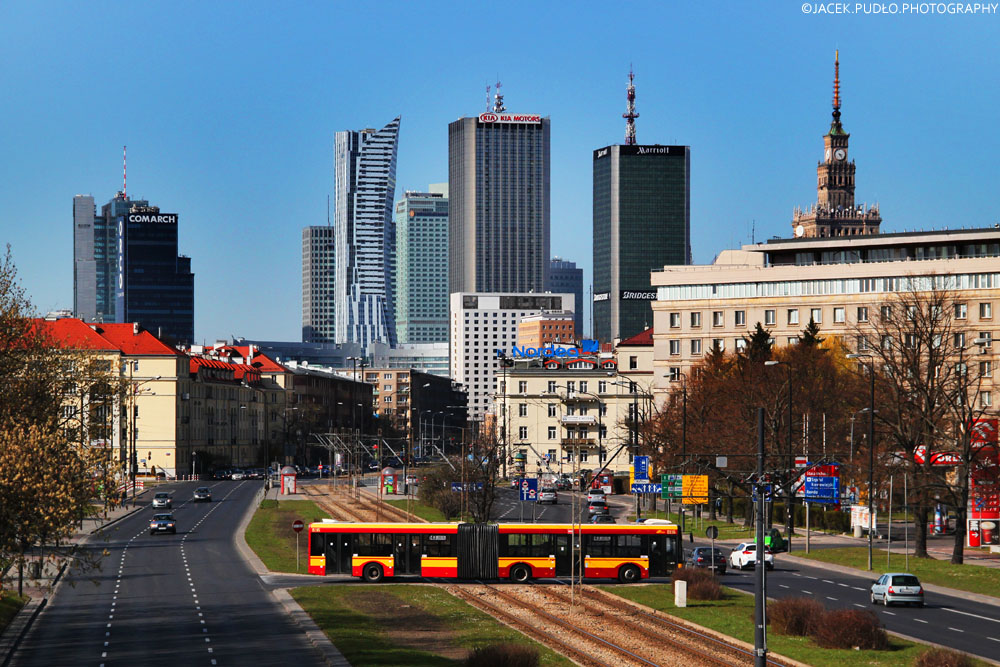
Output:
[
  {"left": 714, "top": 555, "right": 1000, "bottom": 661},
  {"left": 490, "top": 486, "right": 637, "bottom": 524},
  {"left": 13, "top": 480, "right": 324, "bottom": 667}
]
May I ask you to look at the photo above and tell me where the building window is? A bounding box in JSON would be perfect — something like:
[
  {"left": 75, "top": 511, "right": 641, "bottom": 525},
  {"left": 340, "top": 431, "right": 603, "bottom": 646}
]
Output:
[
  {"left": 980, "top": 361, "right": 993, "bottom": 378},
  {"left": 629, "top": 356, "right": 638, "bottom": 370},
  {"left": 955, "top": 332, "right": 966, "bottom": 348},
  {"left": 981, "top": 392, "right": 993, "bottom": 408},
  {"left": 735, "top": 310, "right": 746, "bottom": 327},
  {"left": 712, "top": 338, "right": 725, "bottom": 352},
  {"left": 567, "top": 381, "right": 575, "bottom": 393},
  {"left": 735, "top": 338, "right": 747, "bottom": 352},
  {"left": 669, "top": 312, "right": 680, "bottom": 328},
  {"left": 691, "top": 339, "right": 702, "bottom": 355},
  {"left": 980, "top": 332, "right": 993, "bottom": 347},
  {"left": 810, "top": 308, "right": 822, "bottom": 324},
  {"left": 518, "top": 426, "right": 528, "bottom": 440},
  {"left": 881, "top": 335, "right": 892, "bottom": 350},
  {"left": 548, "top": 426, "right": 556, "bottom": 439},
  {"left": 547, "top": 381, "right": 557, "bottom": 393},
  {"left": 713, "top": 311, "right": 724, "bottom": 327},
  {"left": 669, "top": 340, "right": 680, "bottom": 355},
  {"left": 981, "top": 303, "right": 993, "bottom": 319},
  {"left": 579, "top": 381, "right": 588, "bottom": 393},
  {"left": 764, "top": 309, "right": 776, "bottom": 326},
  {"left": 788, "top": 336, "right": 799, "bottom": 346},
  {"left": 857, "top": 335, "right": 870, "bottom": 352},
  {"left": 518, "top": 403, "right": 527, "bottom": 417},
  {"left": 668, "top": 367, "right": 681, "bottom": 382},
  {"left": 834, "top": 307, "right": 846, "bottom": 324},
  {"left": 383, "top": 396, "right": 392, "bottom": 403},
  {"left": 518, "top": 380, "right": 528, "bottom": 393},
  {"left": 955, "top": 303, "right": 968, "bottom": 319},
  {"left": 881, "top": 305, "right": 892, "bottom": 319},
  {"left": 548, "top": 404, "right": 557, "bottom": 417},
  {"left": 787, "top": 309, "right": 799, "bottom": 325},
  {"left": 857, "top": 306, "right": 869, "bottom": 322},
  {"left": 690, "top": 312, "right": 702, "bottom": 327},
  {"left": 598, "top": 381, "right": 607, "bottom": 393}
]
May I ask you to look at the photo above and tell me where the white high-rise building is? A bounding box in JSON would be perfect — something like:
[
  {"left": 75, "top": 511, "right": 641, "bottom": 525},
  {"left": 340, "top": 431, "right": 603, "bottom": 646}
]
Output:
[
  {"left": 332, "top": 116, "right": 400, "bottom": 347},
  {"left": 450, "top": 292, "right": 574, "bottom": 420}
]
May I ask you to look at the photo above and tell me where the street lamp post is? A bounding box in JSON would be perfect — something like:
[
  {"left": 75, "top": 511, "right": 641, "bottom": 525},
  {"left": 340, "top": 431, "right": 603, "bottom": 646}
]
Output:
[
  {"left": 847, "top": 353, "right": 876, "bottom": 571},
  {"left": 765, "top": 360, "right": 795, "bottom": 538}
]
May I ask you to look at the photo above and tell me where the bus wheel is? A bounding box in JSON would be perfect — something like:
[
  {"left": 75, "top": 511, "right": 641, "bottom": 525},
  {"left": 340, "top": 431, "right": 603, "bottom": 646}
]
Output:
[
  {"left": 618, "top": 564, "right": 641, "bottom": 584},
  {"left": 510, "top": 564, "right": 532, "bottom": 583},
  {"left": 362, "top": 563, "right": 384, "bottom": 583}
]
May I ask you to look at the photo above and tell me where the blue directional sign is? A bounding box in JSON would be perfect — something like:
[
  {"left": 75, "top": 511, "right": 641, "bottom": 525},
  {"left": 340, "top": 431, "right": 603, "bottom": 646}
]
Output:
[
  {"left": 451, "top": 482, "right": 484, "bottom": 492},
  {"left": 633, "top": 456, "right": 650, "bottom": 482},
  {"left": 631, "top": 482, "right": 662, "bottom": 494},
  {"left": 519, "top": 478, "right": 538, "bottom": 502},
  {"left": 804, "top": 473, "right": 840, "bottom": 504}
]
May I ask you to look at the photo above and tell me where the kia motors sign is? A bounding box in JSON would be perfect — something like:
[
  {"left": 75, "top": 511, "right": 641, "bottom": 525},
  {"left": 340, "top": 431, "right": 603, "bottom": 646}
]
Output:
[{"left": 478, "top": 112, "right": 542, "bottom": 124}]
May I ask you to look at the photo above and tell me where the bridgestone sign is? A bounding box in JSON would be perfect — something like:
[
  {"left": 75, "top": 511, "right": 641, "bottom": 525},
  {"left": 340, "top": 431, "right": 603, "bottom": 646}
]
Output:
[{"left": 620, "top": 290, "right": 657, "bottom": 300}]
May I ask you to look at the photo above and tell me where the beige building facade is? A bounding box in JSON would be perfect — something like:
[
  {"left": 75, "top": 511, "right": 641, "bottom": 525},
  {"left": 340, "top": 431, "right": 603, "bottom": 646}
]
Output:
[{"left": 649, "top": 229, "right": 1000, "bottom": 404}]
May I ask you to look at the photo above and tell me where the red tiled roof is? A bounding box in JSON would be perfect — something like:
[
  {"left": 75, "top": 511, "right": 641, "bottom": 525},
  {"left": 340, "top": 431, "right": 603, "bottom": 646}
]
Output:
[
  {"left": 36, "top": 318, "right": 118, "bottom": 351},
  {"left": 212, "top": 345, "right": 286, "bottom": 373},
  {"left": 190, "top": 356, "right": 262, "bottom": 383},
  {"left": 618, "top": 327, "right": 654, "bottom": 347},
  {"left": 89, "top": 323, "right": 183, "bottom": 356}
]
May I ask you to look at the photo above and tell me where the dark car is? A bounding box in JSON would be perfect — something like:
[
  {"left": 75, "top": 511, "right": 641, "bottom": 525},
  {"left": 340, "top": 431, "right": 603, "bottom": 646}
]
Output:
[
  {"left": 686, "top": 547, "right": 727, "bottom": 575},
  {"left": 149, "top": 513, "right": 176, "bottom": 535},
  {"left": 589, "top": 514, "right": 616, "bottom": 524},
  {"left": 192, "top": 487, "right": 212, "bottom": 502},
  {"left": 587, "top": 499, "right": 610, "bottom": 516},
  {"left": 555, "top": 477, "right": 572, "bottom": 491},
  {"left": 212, "top": 469, "right": 230, "bottom": 480}
]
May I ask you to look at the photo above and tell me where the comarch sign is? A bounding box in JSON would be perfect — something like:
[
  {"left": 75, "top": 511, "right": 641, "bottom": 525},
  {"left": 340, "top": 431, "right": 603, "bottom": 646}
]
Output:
[
  {"left": 500, "top": 340, "right": 599, "bottom": 359},
  {"left": 128, "top": 212, "right": 178, "bottom": 224}
]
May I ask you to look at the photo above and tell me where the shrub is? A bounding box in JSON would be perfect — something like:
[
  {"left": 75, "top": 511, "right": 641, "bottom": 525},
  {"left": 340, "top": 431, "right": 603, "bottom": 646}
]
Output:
[
  {"left": 671, "top": 567, "right": 722, "bottom": 600},
  {"left": 810, "top": 609, "right": 888, "bottom": 650},
  {"left": 914, "top": 648, "right": 974, "bottom": 667},
  {"left": 769, "top": 597, "right": 825, "bottom": 636},
  {"left": 464, "top": 643, "right": 539, "bottom": 667}
]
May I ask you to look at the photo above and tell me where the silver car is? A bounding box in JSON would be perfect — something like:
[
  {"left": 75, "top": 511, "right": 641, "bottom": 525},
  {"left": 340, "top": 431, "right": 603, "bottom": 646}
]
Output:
[
  {"left": 871, "top": 573, "right": 924, "bottom": 607},
  {"left": 151, "top": 492, "right": 172, "bottom": 509},
  {"left": 537, "top": 487, "right": 557, "bottom": 505}
]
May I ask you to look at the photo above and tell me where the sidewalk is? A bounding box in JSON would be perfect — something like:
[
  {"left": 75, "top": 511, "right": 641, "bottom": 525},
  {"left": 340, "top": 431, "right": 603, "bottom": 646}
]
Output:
[{"left": 0, "top": 489, "right": 151, "bottom": 664}]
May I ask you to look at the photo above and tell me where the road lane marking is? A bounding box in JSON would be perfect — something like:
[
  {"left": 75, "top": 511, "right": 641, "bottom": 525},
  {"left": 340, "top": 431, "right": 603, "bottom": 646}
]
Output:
[
  {"left": 804, "top": 576, "right": 817, "bottom": 580},
  {"left": 883, "top": 611, "right": 895, "bottom": 616},
  {"left": 948, "top": 627, "right": 964, "bottom": 633},
  {"left": 823, "top": 580, "right": 835, "bottom": 584},
  {"left": 854, "top": 604, "right": 865, "bottom": 608},
  {"left": 942, "top": 607, "right": 1000, "bottom": 624},
  {"left": 779, "top": 585, "right": 789, "bottom": 589},
  {"left": 826, "top": 597, "right": 838, "bottom": 601},
  {"left": 852, "top": 587, "right": 865, "bottom": 591},
  {"left": 915, "top": 619, "right": 928, "bottom": 624},
  {"left": 989, "top": 637, "right": 1000, "bottom": 642},
  {"left": 802, "top": 590, "right": 812, "bottom": 595}
]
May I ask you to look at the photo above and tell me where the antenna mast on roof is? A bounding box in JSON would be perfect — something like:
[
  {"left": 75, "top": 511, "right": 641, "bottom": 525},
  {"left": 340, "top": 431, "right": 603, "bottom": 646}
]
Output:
[
  {"left": 623, "top": 66, "right": 639, "bottom": 145},
  {"left": 493, "top": 78, "right": 506, "bottom": 113},
  {"left": 123, "top": 145, "right": 127, "bottom": 199},
  {"left": 486, "top": 84, "right": 491, "bottom": 113},
  {"left": 327, "top": 194, "right": 330, "bottom": 227}
]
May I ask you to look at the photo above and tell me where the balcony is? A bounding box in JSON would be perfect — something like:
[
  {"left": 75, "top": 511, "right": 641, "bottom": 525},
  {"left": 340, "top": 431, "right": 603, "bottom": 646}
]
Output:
[
  {"left": 561, "top": 438, "right": 597, "bottom": 448},
  {"left": 560, "top": 415, "right": 596, "bottom": 425}
]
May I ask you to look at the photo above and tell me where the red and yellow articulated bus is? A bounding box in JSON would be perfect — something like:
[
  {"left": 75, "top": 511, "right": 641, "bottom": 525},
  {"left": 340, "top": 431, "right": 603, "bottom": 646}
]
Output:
[{"left": 307, "top": 521, "right": 683, "bottom": 583}]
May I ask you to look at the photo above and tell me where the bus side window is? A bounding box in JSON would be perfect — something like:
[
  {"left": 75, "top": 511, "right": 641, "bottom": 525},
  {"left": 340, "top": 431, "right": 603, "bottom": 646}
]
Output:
[
  {"left": 616, "top": 534, "right": 642, "bottom": 558},
  {"left": 531, "top": 534, "right": 552, "bottom": 558},
  {"left": 309, "top": 532, "right": 326, "bottom": 557}
]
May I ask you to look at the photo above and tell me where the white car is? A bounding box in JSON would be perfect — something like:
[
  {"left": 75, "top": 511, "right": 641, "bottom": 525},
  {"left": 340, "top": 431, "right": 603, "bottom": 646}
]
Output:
[
  {"left": 729, "top": 542, "right": 774, "bottom": 570},
  {"left": 586, "top": 488, "right": 606, "bottom": 503}
]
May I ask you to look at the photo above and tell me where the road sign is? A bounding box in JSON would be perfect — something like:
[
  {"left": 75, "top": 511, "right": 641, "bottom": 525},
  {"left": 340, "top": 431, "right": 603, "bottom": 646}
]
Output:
[
  {"left": 292, "top": 519, "right": 304, "bottom": 533},
  {"left": 706, "top": 526, "right": 719, "bottom": 539},
  {"left": 804, "top": 464, "right": 841, "bottom": 504},
  {"left": 682, "top": 475, "right": 709, "bottom": 505},
  {"left": 661, "top": 474, "right": 683, "bottom": 499},
  {"left": 519, "top": 478, "right": 538, "bottom": 501},
  {"left": 633, "top": 456, "right": 650, "bottom": 482},
  {"left": 631, "top": 482, "right": 662, "bottom": 494},
  {"left": 795, "top": 456, "right": 808, "bottom": 468},
  {"left": 452, "top": 482, "right": 485, "bottom": 492}
]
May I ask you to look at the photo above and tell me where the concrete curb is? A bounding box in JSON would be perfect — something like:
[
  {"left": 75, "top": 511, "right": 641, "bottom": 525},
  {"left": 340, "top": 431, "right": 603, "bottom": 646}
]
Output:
[
  {"left": 234, "top": 485, "right": 351, "bottom": 666},
  {"left": 272, "top": 588, "right": 351, "bottom": 667},
  {"left": 0, "top": 597, "right": 42, "bottom": 667},
  {"left": 780, "top": 553, "right": 1000, "bottom": 608}
]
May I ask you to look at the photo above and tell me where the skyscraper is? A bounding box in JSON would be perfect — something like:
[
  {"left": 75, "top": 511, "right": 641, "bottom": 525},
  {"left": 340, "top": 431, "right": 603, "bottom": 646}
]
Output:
[
  {"left": 73, "top": 195, "right": 98, "bottom": 321},
  {"left": 114, "top": 201, "right": 195, "bottom": 344},
  {"left": 548, "top": 257, "right": 583, "bottom": 336},
  {"left": 332, "top": 116, "right": 401, "bottom": 348},
  {"left": 593, "top": 73, "right": 690, "bottom": 342},
  {"left": 302, "top": 225, "right": 335, "bottom": 343},
  {"left": 448, "top": 88, "right": 550, "bottom": 295},
  {"left": 394, "top": 184, "right": 449, "bottom": 344}
]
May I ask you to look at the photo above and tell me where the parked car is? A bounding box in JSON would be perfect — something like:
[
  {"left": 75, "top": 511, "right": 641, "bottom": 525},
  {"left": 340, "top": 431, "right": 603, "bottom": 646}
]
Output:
[
  {"left": 151, "top": 492, "right": 172, "bottom": 509},
  {"left": 212, "top": 469, "right": 230, "bottom": 480},
  {"left": 686, "top": 547, "right": 727, "bottom": 575},
  {"left": 556, "top": 477, "right": 572, "bottom": 491},
  {"left": 871, "top": 573, "right": 924, "bottom": 607},
  {"left": 589, "top": 514, "right": 616, "bottom": 524},
  {"left": 230, "top": 470, "right": 245, "bottom": 480},
  {"left": 586, "top": 488, "right": 606, "bottom": 503},
  {"left": 537, "top": 487, "right": 558, "bottom": 504},
  {"left": 587, "top": 498, "right": 610, "bottom": 516},
  {"left": 149, "top": 513, "right": 176, "bottom": 535},
  {"left": 728, "top": 542, "right": 774, "bottom": 570},
  {"left": 405, "top": 474, "right": 419, "bottom": 487},
  {"left": 192, "top": 487, "right": 212, "bottom": 503}
]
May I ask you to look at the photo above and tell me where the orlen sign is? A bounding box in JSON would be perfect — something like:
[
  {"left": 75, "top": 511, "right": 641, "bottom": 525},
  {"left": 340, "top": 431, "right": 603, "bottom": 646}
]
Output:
[{"left": 478, "top": 112, "right": 542, "bottom": 124}]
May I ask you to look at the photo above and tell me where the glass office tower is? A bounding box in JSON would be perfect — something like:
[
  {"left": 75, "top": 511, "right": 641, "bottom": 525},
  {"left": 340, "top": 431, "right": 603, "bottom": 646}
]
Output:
[{"left": 394, "top": 185, "right": 449, "bottom": 343}]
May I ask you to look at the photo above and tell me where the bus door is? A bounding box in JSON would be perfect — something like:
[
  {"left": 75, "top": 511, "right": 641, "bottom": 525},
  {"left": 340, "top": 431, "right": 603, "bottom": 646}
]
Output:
[
  {"left": 392, "top": 534, "right": 421, "bottom": 575},
  {"left": 647, "top": 534, "right": 668, "bottom": 577},
  {"left": 326, "top": 533, "right": 354, "bottom": 575},
  {"left": 554, "top": 535, "right": 571, "bottom": 576}
]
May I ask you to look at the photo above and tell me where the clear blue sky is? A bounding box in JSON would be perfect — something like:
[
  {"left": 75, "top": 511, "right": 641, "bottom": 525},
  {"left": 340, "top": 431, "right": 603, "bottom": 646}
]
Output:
[{"left": 2, "top": 1, "right": 997, "bottom": 343}]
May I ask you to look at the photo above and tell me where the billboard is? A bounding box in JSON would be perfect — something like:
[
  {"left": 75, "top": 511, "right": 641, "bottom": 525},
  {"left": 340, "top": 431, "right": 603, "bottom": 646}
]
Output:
[
  {"left": 478, "top": 112, "right": 542, "bottom": 124},
  {"left": 620, "top": 290, "right": 657, "bottom": 301}
]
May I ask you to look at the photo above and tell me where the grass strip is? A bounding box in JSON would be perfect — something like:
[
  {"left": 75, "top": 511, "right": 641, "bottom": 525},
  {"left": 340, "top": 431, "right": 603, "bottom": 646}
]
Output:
[
  {"left": 797, "top": 546, "right": 1000, "bottom": 599},
  {"left": 600, "top": 584, "right": 987, "bottom": 666},
  {"left": 292, "top": 584, "right": 573, "bottom": 666},
  {"left": 0, "top": 590, "right": 27, "bottom": 635},
  {"left": 245, "top": 499, "right": 329, "bottom": 573},
  {"left": 383, "top": 499, "right": 454, "bottom": 523}
]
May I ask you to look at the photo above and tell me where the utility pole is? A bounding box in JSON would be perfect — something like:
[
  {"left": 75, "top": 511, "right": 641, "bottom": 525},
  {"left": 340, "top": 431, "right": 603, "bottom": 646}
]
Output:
[{"left": 754, "top": 407, "right": 768, "bottom": 667}]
